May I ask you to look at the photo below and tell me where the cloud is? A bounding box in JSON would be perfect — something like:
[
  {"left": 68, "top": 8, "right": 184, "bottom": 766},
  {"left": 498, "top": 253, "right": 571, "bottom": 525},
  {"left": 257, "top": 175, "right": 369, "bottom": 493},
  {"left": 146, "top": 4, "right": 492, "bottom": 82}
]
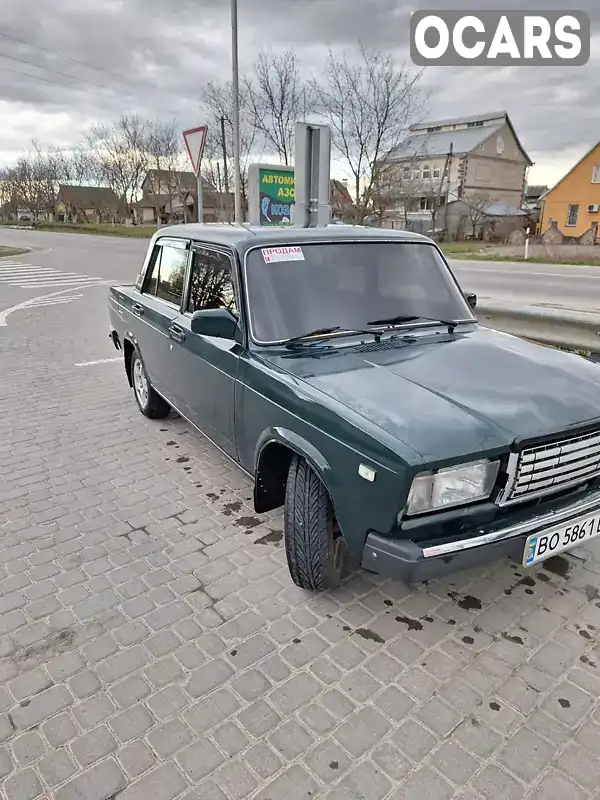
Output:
[{"left": 0, "top": 0, "right": 597, "bottom": 186}]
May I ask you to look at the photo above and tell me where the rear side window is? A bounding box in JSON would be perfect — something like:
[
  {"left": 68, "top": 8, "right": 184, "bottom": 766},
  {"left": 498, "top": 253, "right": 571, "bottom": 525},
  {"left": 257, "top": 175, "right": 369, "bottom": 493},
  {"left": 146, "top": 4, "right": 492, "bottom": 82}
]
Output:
[
  {"left": 187, "top": 248, "right": 238, "bottom": 316},
  {"left": 143, "top": 242, "right": 188, "bottom": 306}
]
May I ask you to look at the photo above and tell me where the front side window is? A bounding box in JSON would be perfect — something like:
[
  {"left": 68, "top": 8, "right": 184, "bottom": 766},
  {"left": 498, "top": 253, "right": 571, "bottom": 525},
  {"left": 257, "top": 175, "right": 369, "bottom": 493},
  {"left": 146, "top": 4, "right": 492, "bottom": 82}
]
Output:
[
  {"left": 187, "top": 248, "right": 238, "bottom": 316},
  {"left": 566, "top": 204, "right": 579, "bottom": 226},
  {"left": 244, "top": 241, "right": 473, "bottom": 343},
  {"left": 143, "top": 242, "right": 188, "bottom": 306}
]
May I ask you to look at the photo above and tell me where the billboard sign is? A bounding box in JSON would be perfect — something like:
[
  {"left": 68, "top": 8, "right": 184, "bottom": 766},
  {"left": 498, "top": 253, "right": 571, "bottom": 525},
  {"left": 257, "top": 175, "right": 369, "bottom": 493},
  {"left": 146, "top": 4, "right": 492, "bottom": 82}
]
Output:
[{"left": 248, "top": 164, "right": 295, "bottom": 226}]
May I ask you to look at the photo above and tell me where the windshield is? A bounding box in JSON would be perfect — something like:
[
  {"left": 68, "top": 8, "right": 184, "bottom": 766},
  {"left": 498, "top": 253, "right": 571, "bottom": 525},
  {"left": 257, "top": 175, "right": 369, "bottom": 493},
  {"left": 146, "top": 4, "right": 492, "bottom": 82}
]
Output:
[{"left": 244, "top": 241, "right": 474, "bottom": 344}]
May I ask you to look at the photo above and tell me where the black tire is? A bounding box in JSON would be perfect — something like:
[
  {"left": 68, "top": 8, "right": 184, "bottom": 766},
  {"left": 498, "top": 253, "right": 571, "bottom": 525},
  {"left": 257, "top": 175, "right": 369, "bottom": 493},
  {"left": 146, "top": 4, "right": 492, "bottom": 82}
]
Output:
[
  {"left": 131, "top": 349, "right": 171, "bottom": 419},
  {"left": 284, "top": 455, "right": 344, "bottom": 591}
]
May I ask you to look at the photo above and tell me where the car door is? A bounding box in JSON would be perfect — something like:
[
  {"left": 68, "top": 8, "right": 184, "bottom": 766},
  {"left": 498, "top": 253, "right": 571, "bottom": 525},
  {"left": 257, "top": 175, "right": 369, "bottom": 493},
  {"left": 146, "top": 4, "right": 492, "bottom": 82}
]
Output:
[
  {"left": 167, "top": 244, "right": 242, "bottom": 458},
  {"left": 128, "top": 237, "right": 190, "bottom": 403}
]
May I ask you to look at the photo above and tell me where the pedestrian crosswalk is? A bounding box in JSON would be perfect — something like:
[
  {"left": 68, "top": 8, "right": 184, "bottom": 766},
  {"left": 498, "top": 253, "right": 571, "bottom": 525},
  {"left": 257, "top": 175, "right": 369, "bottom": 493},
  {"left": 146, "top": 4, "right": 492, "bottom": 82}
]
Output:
[{"left": 0, "top": 261, "right": 106, "bottom": 289}]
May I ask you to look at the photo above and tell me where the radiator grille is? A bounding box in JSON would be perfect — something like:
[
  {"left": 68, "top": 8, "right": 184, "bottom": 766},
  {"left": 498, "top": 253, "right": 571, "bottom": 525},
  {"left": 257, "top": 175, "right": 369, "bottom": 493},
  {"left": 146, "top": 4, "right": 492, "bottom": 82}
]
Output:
[{"left": 503, "top": 428, "right": 600, "bottom": 504}]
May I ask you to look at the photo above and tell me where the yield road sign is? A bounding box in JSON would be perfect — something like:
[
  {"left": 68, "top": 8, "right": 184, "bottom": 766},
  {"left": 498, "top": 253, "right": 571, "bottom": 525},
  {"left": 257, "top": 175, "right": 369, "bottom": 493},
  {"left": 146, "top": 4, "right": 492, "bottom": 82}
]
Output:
[{"left": 183, "top": 126, "right": 208, "bottom": 176}]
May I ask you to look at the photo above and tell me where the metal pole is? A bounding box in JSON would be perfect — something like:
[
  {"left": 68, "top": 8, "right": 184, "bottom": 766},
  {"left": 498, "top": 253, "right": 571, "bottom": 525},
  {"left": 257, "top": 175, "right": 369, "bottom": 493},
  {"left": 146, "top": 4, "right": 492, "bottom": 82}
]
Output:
[
  {"left": 196, "top": 170, "right": 203, "bottom": 224},
  {"left": 443, "top": 142, "right": 453, "bottom": 236},
  {"left": 220, "top": 116, "right": 231, "bottom": 221},
  {"left": 231, "top": 0, "right": 242, "bottom": 223}
]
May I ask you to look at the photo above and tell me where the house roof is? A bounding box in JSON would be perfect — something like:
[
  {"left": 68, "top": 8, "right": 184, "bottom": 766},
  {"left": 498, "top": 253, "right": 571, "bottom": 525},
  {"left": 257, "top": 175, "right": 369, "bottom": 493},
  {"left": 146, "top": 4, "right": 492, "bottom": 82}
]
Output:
[
  {"left": 483, "top": 202, "right": 527, "bottom": 217},
  {"left": 331, "top": 179, "right": 353, "bottom": 204},
  {"left": 144, "top": 169, "right": 197, "bottom": 190},
  {"left": 390, "top": 111, "right": 533, "bottom": 166},
  {"left": 143, "top": 169, "right": 218, "bottom": 193},
  {"left": 410, "top": 111, "right": 507, "bottom": 132},
  {"left": 58, "top": 184, "right": 120, "bottom": 208},
  {"left": 540, "top": 141, "right": 600, "bottom": 201},
  {"left": 525, "top": 185, "right": 548, "bottom": 198}
]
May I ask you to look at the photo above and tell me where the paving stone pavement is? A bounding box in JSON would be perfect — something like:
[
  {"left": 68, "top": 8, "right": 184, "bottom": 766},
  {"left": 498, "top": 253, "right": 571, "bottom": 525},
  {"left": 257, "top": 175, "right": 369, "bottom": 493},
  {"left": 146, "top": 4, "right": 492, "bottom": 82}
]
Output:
[{"left": 3, "top": 279, "right": 600, "bottom": 799}]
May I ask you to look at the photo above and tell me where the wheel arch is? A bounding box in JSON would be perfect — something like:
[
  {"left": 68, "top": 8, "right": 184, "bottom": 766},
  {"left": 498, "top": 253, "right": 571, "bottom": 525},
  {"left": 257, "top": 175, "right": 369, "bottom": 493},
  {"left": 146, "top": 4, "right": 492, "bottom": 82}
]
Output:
[
  {"left": 253, "top": 428, "right": 333, "bottom": 515},
  {"left": 123, "top": 338, "right": 135, "bottom": 387}
]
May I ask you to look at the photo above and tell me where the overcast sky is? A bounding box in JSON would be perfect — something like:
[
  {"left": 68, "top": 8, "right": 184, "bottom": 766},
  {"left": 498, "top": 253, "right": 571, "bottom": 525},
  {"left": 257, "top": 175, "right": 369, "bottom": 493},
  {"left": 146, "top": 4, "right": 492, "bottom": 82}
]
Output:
[{"left": 0, "top": 0, "right": 597, "bottom": 187}]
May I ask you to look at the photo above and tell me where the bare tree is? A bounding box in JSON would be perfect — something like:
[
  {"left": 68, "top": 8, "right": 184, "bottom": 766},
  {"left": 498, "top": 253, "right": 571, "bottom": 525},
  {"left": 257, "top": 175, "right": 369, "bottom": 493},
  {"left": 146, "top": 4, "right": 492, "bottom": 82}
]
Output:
[
  {"left": 30, "top": 141, "right": 71, "bottom": 219},
  {"left": 466, "top": 193, "right": 491, "bottom": 238},
  {"left": 244, "top": 49, "right": 311, "bottom": 165},
  {"left": 145, "top": 118, "right": 183, "bottom": 223},
  {"left": 313, "top": 45, "right": 425, "bottom": 224},
  {"left": 85, "top": 114, "right": 150, "bottom": 210},
  {"left": 1, "top": 155, "right": 46, "bottom": 219},
  {"left": 200, "top": 80, "right": 257, "bottom": 217}
]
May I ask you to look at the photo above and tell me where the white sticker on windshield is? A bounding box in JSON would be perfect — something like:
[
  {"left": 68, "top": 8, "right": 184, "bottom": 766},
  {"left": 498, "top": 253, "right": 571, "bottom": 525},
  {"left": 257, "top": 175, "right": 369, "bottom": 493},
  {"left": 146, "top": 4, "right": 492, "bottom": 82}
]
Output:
[{"left": 261, "top": 246, "right": 305, "bottom": 263}]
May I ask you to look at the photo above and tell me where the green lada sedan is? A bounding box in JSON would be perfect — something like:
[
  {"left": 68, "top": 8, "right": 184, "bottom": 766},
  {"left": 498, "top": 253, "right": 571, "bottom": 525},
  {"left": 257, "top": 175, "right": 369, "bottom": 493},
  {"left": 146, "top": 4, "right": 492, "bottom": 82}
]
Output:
[{"left": 108, "top": 223, "right": 600, "bottom": 591}]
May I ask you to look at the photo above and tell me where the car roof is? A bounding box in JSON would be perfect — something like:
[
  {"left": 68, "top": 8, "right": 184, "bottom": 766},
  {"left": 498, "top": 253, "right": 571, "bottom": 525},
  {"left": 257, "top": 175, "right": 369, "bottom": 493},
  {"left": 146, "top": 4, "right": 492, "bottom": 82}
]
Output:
[{"left": 153, "top": 222, "right": 433, "bottom": 253}]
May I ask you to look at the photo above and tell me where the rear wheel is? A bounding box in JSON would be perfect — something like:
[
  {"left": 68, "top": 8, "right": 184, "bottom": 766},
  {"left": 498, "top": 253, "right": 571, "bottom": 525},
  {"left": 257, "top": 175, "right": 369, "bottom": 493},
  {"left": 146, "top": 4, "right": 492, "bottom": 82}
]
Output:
[
  {"left": 131, "top": 350, "right": 170, "bottom": 419},
  {"left": 284, "top": 455, "right": 344, "bottom": 591}
]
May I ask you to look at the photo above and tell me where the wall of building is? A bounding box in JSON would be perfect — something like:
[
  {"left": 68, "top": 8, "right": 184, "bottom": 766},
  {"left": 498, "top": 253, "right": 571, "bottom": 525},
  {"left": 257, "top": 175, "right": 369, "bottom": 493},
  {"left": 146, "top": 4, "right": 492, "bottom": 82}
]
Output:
[
  {"left": 461, "top": 121, "right": 528, "bottom": 204},
  {"left": 540, "top": 144, "right": 600, "bottom": 237}
]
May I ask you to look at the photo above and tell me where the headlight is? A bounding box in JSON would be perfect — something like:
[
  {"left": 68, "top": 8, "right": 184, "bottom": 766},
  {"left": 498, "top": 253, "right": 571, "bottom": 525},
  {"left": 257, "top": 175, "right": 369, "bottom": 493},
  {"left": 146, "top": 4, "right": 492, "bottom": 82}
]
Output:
[{"left": 406, "top": 459, "right": 500, "bottom": 515}]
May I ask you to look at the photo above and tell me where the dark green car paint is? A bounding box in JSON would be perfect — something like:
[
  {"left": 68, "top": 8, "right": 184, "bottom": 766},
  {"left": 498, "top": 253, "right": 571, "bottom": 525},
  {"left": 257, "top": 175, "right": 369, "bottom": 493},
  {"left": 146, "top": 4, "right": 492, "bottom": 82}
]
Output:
[{"left": 108, "top": 224, "right": 600, "bottom": 577}]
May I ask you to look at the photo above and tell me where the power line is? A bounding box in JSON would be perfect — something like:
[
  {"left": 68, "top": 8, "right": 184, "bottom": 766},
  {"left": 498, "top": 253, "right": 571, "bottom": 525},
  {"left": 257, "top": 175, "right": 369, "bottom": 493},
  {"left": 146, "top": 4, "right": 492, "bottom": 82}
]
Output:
[
  {"left": 0, "top": 63, "right": 109, "bottom": 95},
  {"left": 0, "top": 53, "right": 180, "bottom": 113},
  {"left": 0, "top": 29, "right": 135, "bottom": 86},
  {"left": 0, "top": 31, "right": 176, "bottom": 107},
  {"left": 0, "top": 52, "right": 125, "bottom": 97}
]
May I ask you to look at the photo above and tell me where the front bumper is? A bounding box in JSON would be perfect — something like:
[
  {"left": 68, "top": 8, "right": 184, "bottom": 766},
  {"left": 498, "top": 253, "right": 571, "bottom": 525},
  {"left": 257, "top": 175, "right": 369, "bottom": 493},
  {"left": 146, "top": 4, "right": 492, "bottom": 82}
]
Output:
[{"left": 362, "top": 487, "right": 600, "bottom": 584}]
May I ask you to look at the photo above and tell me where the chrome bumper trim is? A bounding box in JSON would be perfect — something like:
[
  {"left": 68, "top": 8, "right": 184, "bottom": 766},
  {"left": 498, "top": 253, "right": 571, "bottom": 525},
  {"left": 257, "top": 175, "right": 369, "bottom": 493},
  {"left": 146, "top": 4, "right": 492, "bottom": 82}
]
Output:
[{"left": 422, "top": 488, "right": 600, "bottom": 558}]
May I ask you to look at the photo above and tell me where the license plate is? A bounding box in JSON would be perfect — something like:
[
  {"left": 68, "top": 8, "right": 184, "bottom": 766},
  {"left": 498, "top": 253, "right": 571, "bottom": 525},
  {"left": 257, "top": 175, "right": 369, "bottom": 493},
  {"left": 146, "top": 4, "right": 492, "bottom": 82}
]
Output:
[{"left": 523, "top": 512, "right": 600, "bottom": 567}]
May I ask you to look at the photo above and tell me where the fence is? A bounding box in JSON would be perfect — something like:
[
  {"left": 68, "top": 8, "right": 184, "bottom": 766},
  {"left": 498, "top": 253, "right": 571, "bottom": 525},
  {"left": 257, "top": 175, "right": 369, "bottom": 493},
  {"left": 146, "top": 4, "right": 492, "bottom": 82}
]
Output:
[{"left": 476, "top": 301, "right": 600, "bottom": 355}]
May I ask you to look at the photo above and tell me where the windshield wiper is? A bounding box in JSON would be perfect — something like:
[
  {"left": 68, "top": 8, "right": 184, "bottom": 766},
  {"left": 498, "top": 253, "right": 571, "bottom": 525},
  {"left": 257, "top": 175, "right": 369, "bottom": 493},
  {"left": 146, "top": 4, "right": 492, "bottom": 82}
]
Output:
[
  {"left": 367, "top": 315, "right": 462, "bottom": 334},
  {"left": 282, "top": 326, "right": 379, "bottom": 347}
]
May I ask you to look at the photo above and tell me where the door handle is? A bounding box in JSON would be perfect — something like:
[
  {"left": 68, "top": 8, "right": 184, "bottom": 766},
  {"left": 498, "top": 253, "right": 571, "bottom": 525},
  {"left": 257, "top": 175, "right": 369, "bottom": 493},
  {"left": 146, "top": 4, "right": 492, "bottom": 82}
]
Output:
[
  {"left": 132, "top": 303, "right": 144, "bottom": 317},
  {"left": 169, "top": 325, "right": 186, "bottom": 343}
]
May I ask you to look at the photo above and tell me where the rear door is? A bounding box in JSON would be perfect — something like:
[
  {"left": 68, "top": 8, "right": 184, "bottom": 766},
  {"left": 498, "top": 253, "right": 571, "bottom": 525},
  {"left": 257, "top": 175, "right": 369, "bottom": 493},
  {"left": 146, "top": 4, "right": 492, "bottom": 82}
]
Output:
[
  {"left": 167, "top": 244, "right": 242, "bottom": 458},
  {"left": 127, "top": 237, "right": 190, "bottom": 403}
]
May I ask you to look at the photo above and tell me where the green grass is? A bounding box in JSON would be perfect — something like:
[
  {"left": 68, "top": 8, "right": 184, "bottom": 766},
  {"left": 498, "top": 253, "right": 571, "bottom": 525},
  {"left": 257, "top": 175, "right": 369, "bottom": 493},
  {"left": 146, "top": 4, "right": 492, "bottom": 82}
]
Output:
[
  {"left": 439, "top": 241, "right": 493, "bottom": 255},
  {"left": 448, "top": 253, "right": 600, "bottom": 266},
  {"left": 0, "top": 245, "right": 29, "bottom": 257},
  {"left": 0, "top": 221, "right": 158, "bottom": 238}
]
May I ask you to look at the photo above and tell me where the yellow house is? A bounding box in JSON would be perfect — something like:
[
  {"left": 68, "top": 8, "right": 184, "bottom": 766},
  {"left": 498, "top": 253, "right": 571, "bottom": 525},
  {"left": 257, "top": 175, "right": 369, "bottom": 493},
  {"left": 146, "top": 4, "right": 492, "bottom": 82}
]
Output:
[{"left": 540, "top": 142, "right": 600, "bottom": 237}]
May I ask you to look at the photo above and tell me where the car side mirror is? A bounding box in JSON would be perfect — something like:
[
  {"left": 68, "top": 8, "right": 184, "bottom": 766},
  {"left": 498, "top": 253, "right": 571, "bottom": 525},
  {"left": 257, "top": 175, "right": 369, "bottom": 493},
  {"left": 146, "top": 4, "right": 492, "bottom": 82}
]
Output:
[
  {"left": 190, "top": 308, "right": 240, "bottom": 341},
  {"left": 465, "top": 292, "right": 477, "bottom": 310}
]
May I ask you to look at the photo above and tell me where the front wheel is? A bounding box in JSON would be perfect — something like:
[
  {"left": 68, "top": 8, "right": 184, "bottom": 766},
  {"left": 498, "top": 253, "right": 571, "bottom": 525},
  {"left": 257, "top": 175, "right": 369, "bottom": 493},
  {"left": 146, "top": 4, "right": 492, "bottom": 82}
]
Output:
[
  {"left": 131, "top": 350, "right": 170, "bottom": 419},
  {"left": 284, "top": 455, "right": 344, "bottom": 591}
]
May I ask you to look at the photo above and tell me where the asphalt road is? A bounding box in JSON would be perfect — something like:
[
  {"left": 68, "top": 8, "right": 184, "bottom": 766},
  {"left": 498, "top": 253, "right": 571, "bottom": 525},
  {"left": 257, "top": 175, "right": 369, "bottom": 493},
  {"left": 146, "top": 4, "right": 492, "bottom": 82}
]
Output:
[
  {"left": 452, "top": 259, "right": 600, "bottom": 313},
  {"left": 2, "top": 226, "right": 600, "bottom": 799},
  {"left": 0, "top": 228, "right": 599, "bottom": 312}
]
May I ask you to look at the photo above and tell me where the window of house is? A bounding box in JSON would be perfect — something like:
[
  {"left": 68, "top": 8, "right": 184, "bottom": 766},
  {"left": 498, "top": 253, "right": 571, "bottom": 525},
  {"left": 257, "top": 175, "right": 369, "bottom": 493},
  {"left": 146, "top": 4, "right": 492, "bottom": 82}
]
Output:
[
  {"left": 143, "top": 242, "right": 188, "bottom": 306},
  {"left": 187, "top": 248, "right": 238, "bottom": 316},
  {"left": 419, "top": 197, "right": 434, "bottom": 211},
  {"left": 412, "top": 169, "right": 421, "bottom": 180},
  {"left": 592, "top": 165, "right": 600, "bottom": 183},
  {"left": 566, "top": 204, "right": 579, "bottom": 227},
  {"left": 403, "top": 166, "right": 410, "bottom": 179},
  {"left": 422, "top": 165, "right": 431, "bottom": 179},
  {"left": 432, "top": 167, "right": 441, "bottom": 179}
]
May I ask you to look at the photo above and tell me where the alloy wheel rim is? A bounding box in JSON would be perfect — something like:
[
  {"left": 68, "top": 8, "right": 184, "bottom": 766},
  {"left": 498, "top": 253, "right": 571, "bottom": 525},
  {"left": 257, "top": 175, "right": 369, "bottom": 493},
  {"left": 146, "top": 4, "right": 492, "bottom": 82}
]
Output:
[{"left": 133, "top": 359, "right": 149, "bottom": 408}]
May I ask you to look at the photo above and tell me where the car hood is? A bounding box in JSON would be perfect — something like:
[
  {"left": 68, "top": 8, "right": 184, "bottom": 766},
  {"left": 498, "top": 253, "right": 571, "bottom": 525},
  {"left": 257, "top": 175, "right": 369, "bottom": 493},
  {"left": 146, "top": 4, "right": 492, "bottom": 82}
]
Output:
[{"left": 264, "top": 327, "right": 600, "bottom": 464}]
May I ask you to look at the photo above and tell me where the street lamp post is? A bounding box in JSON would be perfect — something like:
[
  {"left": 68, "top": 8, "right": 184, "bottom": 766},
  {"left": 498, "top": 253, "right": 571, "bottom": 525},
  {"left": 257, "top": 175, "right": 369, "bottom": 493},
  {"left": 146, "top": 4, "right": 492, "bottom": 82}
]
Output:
[{"left": 231, "top": 0, "right": 243, "bottom": 223}]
